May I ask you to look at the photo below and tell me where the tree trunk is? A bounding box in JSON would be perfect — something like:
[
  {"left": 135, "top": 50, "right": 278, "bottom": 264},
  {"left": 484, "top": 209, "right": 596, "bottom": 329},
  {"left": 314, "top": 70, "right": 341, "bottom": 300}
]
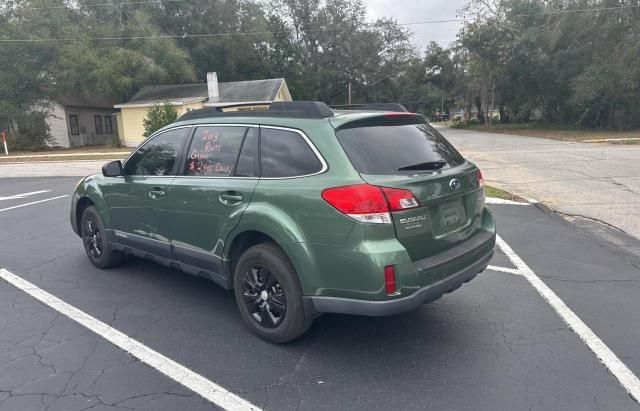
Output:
[{"left": 475, "top": 96, "right": 485, "bottom": 124}]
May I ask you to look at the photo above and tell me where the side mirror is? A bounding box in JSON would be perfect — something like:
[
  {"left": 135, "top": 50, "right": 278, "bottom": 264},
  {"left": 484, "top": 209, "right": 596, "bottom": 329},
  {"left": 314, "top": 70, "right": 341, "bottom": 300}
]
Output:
[{"left": 102, "top": 160, "right": 123, "bottom": 177}]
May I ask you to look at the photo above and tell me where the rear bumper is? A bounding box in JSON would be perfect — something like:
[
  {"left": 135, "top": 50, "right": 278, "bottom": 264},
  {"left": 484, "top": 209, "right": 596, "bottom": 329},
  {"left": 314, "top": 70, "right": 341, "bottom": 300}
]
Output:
[{"left": 305, "top": 234, "right": 495, "bottom": 317}]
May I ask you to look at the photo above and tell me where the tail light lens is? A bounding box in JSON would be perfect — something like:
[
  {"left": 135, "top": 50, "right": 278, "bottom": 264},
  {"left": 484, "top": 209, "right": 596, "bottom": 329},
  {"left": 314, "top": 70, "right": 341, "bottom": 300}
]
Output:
[
  {"left": 476, "top": 169, "right": 484, "bottom": 188},
  {"left": 381, "top": 187, "right": 419, "bottom": 211},
  {"left": 321, "top": 184, "right": 419, "bottom": 224}
]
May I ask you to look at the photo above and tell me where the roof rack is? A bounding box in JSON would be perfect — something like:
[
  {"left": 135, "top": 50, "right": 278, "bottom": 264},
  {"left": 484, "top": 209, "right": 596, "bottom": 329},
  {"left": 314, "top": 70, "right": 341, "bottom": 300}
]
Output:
[
  {"left": 177, "top": 101, "right": 334, "bottom": 121},
  {"left": 331, "top": 103, "right": 409, "bottom": 112}
]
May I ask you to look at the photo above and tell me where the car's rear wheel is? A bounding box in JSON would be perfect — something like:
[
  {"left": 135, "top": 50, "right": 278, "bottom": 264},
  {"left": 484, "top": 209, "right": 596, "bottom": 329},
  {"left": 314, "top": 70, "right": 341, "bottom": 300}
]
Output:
[
  {"left": 233, "top": 243, "right": 312, "bottom": 343},
  {"left": 81, "top": 206, "right": 124, "bottom": 268}
]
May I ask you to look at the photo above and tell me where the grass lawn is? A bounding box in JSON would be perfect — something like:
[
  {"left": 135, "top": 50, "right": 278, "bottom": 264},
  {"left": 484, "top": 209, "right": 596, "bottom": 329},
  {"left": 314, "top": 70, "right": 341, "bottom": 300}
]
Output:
[
  {"left": 449, "top": 122, "right": 640, "bottom": 143},
  {"left": 485, "top": 185, "right": 527, "bottom": 202}
]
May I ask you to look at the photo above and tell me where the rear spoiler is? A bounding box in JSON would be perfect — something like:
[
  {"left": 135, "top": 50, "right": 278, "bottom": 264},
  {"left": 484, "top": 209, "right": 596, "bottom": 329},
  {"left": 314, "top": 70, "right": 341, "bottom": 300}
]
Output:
[{"left": 331, "top": 112, "right": 426, "bottom": 131}]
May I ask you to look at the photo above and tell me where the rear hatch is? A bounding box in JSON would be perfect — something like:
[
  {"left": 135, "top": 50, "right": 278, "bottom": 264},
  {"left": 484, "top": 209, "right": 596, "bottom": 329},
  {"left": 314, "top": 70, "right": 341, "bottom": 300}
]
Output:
[{"left": 333, "top": 114, "right": 485, "bottom": 261}]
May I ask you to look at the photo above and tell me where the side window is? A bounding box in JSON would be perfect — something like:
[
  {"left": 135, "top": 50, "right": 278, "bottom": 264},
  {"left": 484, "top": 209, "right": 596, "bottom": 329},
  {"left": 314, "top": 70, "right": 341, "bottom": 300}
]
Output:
[
  {"left": 186, "top": 126, "right": 246, "bottom": 177},
  {"left": 234, "top": 128, "right": 258, "bottom": 177},
  {"left": 124, "top": 128, "right": 188, "bottom": 176},
  {"left": 94, "top": 115, "right": 103, "bottom": 134},
  {"left": 69, "top": 115, "right": 79, "bottom": 135},
  {"left": 104, "top": 116, "right": 113, "bottom": 134},
  {"left": 260, "top": 128, "right": 323, "bottom": 178}
]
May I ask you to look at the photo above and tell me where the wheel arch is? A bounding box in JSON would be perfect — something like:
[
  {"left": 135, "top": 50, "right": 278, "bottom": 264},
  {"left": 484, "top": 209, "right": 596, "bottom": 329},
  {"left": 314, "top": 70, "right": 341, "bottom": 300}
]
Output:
[
  {"left": 75, "top": 197, "right": 95, "bottom": 233},
  {"left": 225, "top": 229, "right": 313, "bottom": 292},
  {"left": 224, "top": 205, "right": 317, "bottom": 291},
  {"left": 73, "top": 177, "right": 110, "bottom": 235}
]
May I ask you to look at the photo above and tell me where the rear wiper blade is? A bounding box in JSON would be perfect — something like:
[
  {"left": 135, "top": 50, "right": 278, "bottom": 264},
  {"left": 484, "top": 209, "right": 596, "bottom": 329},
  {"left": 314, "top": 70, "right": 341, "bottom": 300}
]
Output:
[{"left": 398, "top": 161, "right": 447, "bottom": 171}]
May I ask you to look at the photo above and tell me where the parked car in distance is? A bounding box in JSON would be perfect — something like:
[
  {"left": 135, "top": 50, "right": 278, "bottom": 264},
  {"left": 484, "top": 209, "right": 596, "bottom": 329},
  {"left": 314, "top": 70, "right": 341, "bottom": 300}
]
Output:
[{"left": 70, "top": 101, "right": 496, "bottom": 343}]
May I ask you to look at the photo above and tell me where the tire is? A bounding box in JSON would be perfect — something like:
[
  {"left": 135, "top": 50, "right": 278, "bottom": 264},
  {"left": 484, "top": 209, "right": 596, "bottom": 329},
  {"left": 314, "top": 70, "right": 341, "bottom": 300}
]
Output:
[
  {"left": 233, "top": 243, "right": 312, "bottom": 343},
  {"left": 80, "top": 206, "right": 124, "bottom": 269}
]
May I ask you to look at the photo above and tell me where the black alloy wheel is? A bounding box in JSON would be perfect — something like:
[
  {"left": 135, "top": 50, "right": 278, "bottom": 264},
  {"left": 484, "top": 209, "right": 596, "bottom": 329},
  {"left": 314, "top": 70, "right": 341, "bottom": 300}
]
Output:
[
  {"left": 242, "top": 265, "right": 287, "bottom": 328},
  {"left": 83, "top": 216, "right": 104, "bottom": 259},
  {"left": 80, "top": 205, "right": 124, "bottom": 268}
]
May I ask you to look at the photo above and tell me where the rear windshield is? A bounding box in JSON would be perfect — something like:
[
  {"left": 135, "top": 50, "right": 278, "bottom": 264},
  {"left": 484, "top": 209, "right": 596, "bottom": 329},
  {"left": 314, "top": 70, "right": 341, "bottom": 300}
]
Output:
[{"left": 336, "top": 123, "right": 465, "bottom": 175}]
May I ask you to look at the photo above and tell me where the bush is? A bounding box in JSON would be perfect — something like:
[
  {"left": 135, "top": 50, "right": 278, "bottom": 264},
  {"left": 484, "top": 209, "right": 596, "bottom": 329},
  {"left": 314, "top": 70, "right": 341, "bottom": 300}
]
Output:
[
  {"left": 105, "top": 135, "right": 121, "bottom": 148},
  {"left": 6, "top": 111, "right": 53, "bottom": 151},
  {"left": 142, "top": 101, "right": 178, "bottom": 137}
]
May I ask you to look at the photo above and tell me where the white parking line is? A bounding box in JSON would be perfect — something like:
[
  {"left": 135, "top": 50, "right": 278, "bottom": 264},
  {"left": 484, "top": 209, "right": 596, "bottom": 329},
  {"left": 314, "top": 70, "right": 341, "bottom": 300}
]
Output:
[
  {"left": 495, "top": 235, "right": 640, "bottom": 403},
  {"left": 0, "top": 268, "right": 261, "bottom": 411},
  {"left": 0, "top": 195, "right": 69, "bottom": 213},
  {"left": 486, "top": 265, "right": 523, "bottom": 275},
  {"left": 0, "top": 190, "right": 51, "bottom": 200}
]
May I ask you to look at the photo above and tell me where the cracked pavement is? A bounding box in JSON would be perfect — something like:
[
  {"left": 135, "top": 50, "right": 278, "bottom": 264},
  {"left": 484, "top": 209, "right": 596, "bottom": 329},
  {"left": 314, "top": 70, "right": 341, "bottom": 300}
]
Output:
[
  {"left": 440, "top": 127, "right": 640, "bottom": 240},
  {"left": 0, "top": 177, "right": 639, "bottom": 410}
]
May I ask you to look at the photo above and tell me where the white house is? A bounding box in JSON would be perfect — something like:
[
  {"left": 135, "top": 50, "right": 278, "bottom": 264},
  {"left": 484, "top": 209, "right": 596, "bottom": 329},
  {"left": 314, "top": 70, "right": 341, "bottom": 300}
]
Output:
[{"left": 43, "top": 95, "right": 119, "bottom": 148}]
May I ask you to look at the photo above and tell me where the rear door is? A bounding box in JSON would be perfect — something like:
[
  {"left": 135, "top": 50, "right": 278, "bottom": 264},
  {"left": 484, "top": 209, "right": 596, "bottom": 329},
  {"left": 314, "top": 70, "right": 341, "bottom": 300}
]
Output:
[
  {"left": 335, "top": 118, "right": 484, "bottom": 261},
  {"left": 167, "top": 125, "right": 259, "bottom": 274}
]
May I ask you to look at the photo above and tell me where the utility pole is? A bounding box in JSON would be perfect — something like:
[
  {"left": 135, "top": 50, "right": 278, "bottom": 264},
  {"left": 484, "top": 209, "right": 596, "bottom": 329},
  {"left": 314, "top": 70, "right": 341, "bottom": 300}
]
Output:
[
  {"left": 348, "top": 81, "right": 352, "bottom": 106},
  {"left": 441, "top": 95, "right": 444, "bottom": 122}
]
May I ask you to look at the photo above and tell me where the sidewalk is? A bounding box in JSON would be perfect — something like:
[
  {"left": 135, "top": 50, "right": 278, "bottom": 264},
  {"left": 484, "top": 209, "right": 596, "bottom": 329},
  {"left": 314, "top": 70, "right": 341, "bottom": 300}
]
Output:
[{"left": 0, "top": 160, "right": 107, "bottom": 177}]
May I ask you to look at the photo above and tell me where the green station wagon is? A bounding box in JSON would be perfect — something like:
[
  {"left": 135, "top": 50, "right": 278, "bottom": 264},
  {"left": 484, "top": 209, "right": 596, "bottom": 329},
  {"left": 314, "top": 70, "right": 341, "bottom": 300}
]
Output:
[{"left": 70, "top": 102, "right": 496, "bottom": 342}]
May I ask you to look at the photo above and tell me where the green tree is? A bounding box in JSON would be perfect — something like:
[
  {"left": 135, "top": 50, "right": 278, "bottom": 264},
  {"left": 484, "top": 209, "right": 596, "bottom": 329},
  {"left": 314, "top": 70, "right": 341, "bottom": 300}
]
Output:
[{"left": 143, "top": 102, "right": 178, "bottom": 137}]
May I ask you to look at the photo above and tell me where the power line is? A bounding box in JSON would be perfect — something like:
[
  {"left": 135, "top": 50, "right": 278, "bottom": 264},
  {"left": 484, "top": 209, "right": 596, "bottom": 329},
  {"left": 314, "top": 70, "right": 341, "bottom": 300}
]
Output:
[
  {"left": 0, "top": 4, "right": 638, "bottom": 43},
  {"left": 5, "top": 0, "right": 187, "bottom": 10},
  {"left": 9, "top": 0, "right": 640, "bottom": 16}
]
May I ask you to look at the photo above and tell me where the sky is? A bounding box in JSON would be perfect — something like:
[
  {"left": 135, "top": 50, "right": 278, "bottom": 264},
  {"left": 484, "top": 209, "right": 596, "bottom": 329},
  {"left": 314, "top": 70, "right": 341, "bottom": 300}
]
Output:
[{"left": 365, "top": 0, "right": 466, "bottom": 51}]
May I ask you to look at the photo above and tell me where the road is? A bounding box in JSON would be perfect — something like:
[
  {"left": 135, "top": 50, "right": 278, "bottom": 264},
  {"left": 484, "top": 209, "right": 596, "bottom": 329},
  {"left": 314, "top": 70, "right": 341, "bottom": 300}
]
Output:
[
  {"left": 0, "top": 177, "right": 639, "bottom": 410},
  {"left": 439, "top": 127, "right": 640, "bottom": 240}
]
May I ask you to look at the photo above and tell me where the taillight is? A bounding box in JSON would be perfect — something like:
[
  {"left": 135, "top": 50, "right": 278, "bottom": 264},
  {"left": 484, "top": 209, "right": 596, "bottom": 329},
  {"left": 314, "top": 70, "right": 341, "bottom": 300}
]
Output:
[
  {"left": 321, "top": 184, "right": 419, "bottom": 224},
  {"left": 476, "top": 169, "right": 484, "bottom": 188},
  {"left": 381, "top": 187, "right": 419, "bottom": 211},
  {"left": 384, "top": 265, "right": 396, "bottom": 295}
]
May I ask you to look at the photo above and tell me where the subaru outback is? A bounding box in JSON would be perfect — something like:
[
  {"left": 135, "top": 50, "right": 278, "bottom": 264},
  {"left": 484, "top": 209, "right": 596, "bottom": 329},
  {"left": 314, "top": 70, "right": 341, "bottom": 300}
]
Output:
[{"left": 70, "top": 101, "right": 496, "bottom": 343}]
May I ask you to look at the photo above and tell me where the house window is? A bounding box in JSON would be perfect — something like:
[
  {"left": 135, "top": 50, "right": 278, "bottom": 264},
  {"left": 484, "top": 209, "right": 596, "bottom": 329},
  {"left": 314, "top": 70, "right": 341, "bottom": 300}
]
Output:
[
  {"left": 69, "top": 115, "right": 79, "bottom": 136},
  {"left": 104, "top": 116, "right": 113, "bottom": 134},
  {"left": 94, "top": 115, "right": 103, "bottom": 134}
]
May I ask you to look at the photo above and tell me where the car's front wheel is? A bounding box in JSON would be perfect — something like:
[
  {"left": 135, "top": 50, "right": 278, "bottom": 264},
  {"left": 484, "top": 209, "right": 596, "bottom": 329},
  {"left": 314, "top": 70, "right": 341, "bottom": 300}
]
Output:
[
  {"left": 233, "top": 243, "right": 312, "bottom": 343},
  {"left": 81, "top": 206, "right": 124, "bottom": 268}
]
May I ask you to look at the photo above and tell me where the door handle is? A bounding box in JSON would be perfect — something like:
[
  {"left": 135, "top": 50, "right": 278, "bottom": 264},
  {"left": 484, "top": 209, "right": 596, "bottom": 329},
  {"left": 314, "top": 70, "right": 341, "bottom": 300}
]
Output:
[
  {"left": 219, "top": 192, "right": 243, "bottom": 205},
  {"left": 148, "top": 188, "right": 166, "bottom": 200}
]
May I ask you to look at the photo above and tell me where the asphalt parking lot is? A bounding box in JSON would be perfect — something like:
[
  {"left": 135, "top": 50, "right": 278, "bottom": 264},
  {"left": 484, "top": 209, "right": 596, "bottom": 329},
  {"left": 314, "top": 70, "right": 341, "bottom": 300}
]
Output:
[{"left": 1, "top": 177, "right": 640, "bottom": 410}]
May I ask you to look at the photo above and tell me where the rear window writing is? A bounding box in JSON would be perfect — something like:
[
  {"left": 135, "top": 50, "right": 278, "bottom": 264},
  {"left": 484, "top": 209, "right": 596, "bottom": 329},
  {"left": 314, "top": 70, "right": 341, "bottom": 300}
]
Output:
[{"left": 336, "top": 124, "right": 465, "bottom": 175}]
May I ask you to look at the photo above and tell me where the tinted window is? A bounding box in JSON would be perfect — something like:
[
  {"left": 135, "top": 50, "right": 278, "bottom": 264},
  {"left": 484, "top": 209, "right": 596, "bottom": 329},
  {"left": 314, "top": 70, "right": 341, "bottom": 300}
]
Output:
[
  {"left": 234, "top": 128, "right": 258, "bottom": 177},
  {"left": 260, "top": 128, "right": 322, "bottom": 178},
  {"left": 336, "top": 123, "right": 465, "bottom": 175},
  {"left": 186, "top": 126, "right": 245, "bottom": 177},
  {"left": 124, "top": 128, "right": 188, "bottom": 176}
]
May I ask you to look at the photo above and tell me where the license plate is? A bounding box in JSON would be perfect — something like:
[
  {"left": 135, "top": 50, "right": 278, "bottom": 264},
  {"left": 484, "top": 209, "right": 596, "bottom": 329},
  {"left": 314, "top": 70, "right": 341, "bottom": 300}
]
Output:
[{"left": 440, "top": 200, "right": 466, "bottom": 228}]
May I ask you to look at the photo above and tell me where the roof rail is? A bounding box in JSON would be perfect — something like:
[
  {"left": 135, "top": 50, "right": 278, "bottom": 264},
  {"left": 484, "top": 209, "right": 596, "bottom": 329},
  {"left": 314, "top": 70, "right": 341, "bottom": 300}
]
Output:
[
  {"left": 331, "top": 103, "right": 409, "bottom": 112},
  {"left": 177, "top": 101, "right": 334, "bottom": 121}
]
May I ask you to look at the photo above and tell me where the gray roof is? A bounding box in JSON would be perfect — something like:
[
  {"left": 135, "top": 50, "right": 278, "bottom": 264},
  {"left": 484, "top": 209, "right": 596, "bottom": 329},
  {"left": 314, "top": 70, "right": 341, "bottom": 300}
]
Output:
[
  {"left": 126, "top": 78, "right": 285, "bottom": 105},
  {"left": 56, "top": 95, "right": 117, "bottom": 108}
]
